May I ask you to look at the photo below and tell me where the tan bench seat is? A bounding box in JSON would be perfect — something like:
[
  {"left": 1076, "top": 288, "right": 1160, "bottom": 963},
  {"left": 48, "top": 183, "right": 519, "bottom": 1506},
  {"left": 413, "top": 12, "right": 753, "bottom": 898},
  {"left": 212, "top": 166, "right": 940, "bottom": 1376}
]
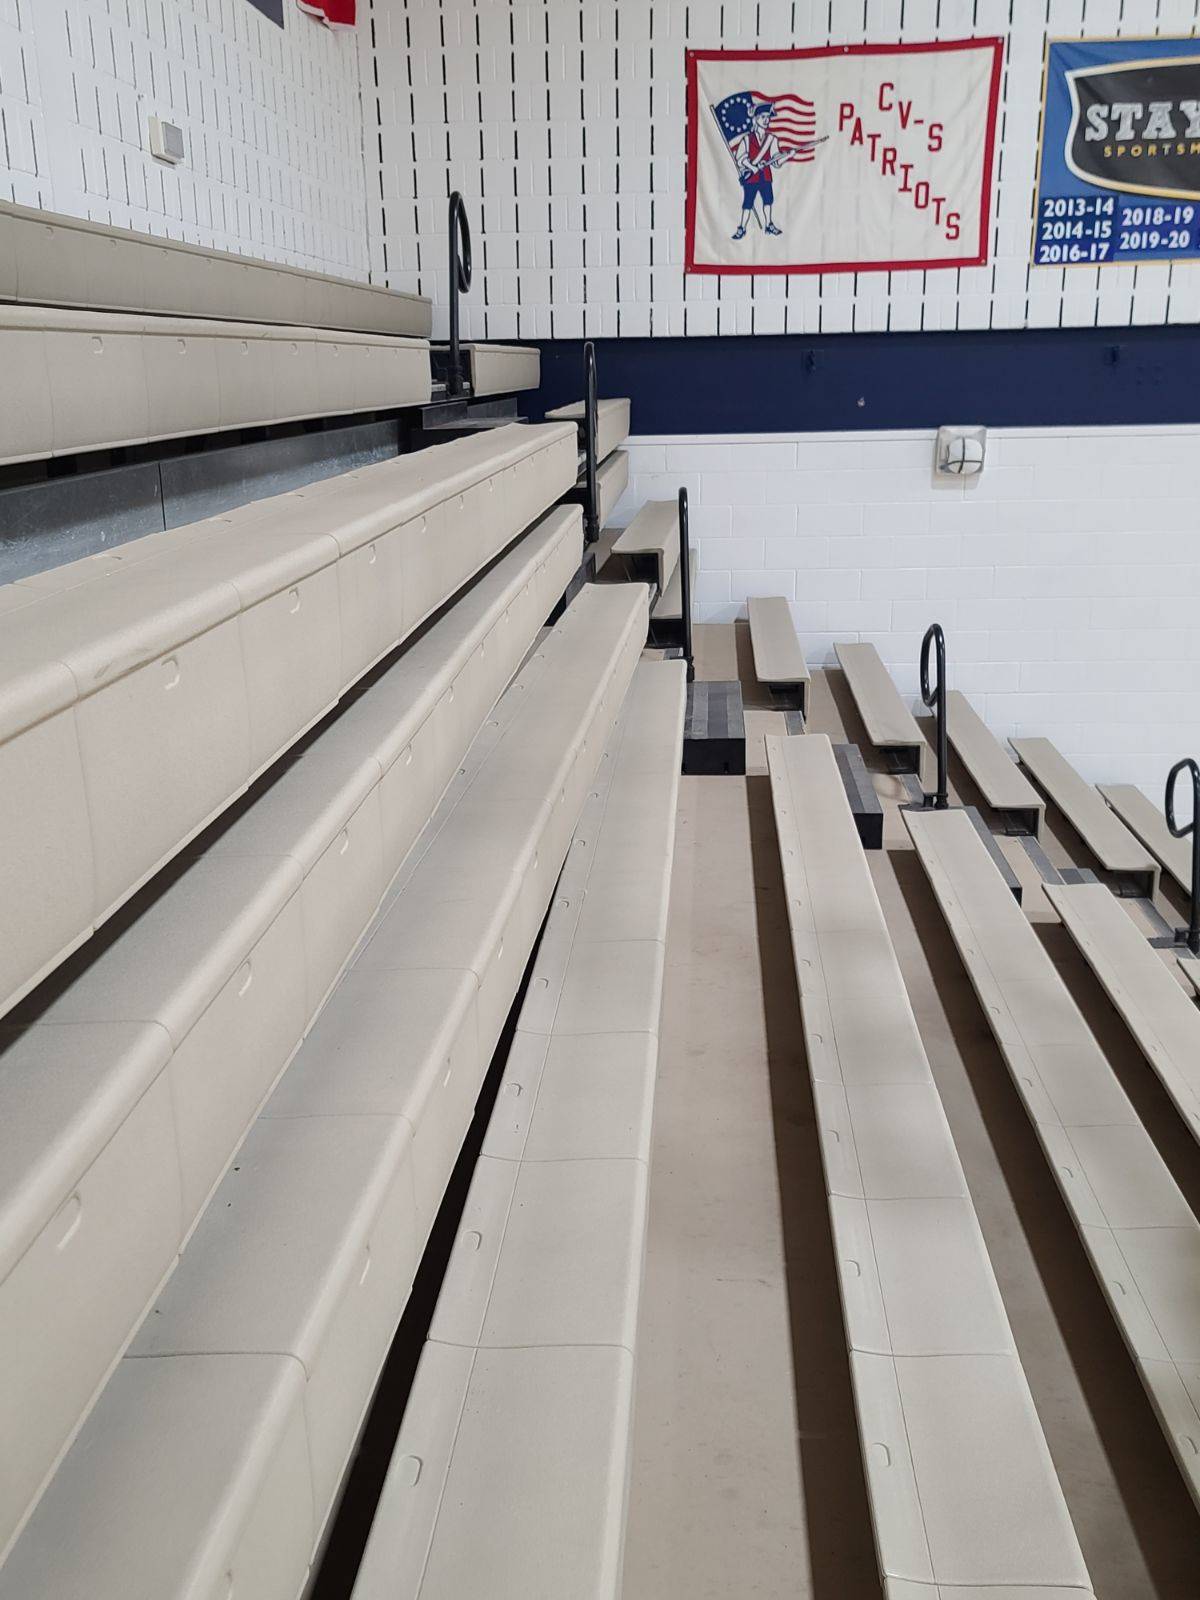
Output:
[
  {"left": 768, "top": 735, "right": 1094, "bottom": 1598},
  {"left": 906, "top": 806, "right": 1200, "bottom": 1513},
  {"left": 545, "top": 396, "right": 631, "bottom": 463},
  {"left": 834, "top": 641, "right": 924, "bottom": 774},
  {"left": 0, "top": 198, "right": 431, "bottom": 336},
  {"left": 748, "top": 596, "right": 810, "bottom": 713},
  {"left": 352, "top": 659, "right": 684, "bottom": 1599},
  {"left": 1011, "top": 738, "right": 1159, "bottom": 896},
  {"left": 1046, "top": 882, "right": 1200, "bottom": 1146},
  {"left": 946, "top": 690, "right": 1044, "bottom": 835},
  {"left": 0, "top": 582, "right": 648, "bottom": 1599},
  {"left": 0, "top": 306, "right": 432, "bottom": 466},
  {"left": 0, "top": 511, "right": 581, "bottom": 1564},
  {"left": 0, "top": 422, "right": 578, "bottom": 1028},
  {"left": 596, "top": 449, "right": 629, "bottom": 527},
  {"left": 612, "top": 499, "right": 679, "bottom": 595},
  {"left": 463, "top": 343, "right": 540, "bottom": 395},
  {"left": 1100, "top": 784, "right": 1192, "bottom": 898}
]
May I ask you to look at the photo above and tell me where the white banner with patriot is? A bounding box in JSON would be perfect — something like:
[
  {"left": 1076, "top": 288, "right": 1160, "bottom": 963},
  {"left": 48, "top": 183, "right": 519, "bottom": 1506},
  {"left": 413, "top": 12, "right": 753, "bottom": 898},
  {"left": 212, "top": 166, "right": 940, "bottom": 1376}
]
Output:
[{"left": 686, "top": 41, "right": 1004, "bottom": 276}]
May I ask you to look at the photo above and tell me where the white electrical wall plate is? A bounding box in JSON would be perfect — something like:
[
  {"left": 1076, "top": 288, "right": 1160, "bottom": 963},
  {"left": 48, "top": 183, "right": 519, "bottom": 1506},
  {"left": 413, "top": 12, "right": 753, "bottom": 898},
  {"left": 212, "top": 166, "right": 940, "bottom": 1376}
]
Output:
[
  {"left": 148, "top": 116, "right": 186, "bottom": 164},
  {"left": 934, "top": 425, "right": 987, "bottom": 478}
]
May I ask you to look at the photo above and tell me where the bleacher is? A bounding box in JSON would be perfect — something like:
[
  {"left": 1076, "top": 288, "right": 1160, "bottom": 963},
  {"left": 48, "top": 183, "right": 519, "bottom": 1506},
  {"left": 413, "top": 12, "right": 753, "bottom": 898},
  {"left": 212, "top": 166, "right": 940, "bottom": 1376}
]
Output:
[
  {"left": 0, "top": 206, "right": 682, "bottom": 1598},
  {"left": 3, "top": 165, "right": 1200, "bottom": 1598}
]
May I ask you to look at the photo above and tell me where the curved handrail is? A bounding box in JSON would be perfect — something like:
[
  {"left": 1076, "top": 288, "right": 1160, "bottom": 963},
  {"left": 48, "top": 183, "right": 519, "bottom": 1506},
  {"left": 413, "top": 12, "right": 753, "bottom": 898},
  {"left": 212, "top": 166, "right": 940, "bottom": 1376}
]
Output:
[
  {"left": 1165, "top": 757, "right": 1200, "bottom": 955},
  {"left": 447, "top": 191, "right": 473, "bottom": 397},
  {"left": 583, "top": 341, "right": 599, "bottom": 543},
  {"left": 678, "top": 486, "right": 694, "bottom": 683},
  {"left": 920, "top": 622, "right": 949, "bottom": 810}
]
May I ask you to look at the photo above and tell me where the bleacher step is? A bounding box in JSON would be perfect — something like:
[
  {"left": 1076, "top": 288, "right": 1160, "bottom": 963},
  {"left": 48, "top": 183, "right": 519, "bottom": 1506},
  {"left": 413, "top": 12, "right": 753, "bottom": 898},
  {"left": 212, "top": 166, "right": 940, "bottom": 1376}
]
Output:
[{"left": 683, "top": 680, "right": 745, "bottom": 776}]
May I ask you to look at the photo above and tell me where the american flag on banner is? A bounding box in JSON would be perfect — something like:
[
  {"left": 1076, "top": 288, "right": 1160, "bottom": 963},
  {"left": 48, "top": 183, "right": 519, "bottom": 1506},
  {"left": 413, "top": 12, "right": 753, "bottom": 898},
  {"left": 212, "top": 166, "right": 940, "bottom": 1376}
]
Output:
[
  {"left": 297, "top": 0, "right": 356, "bottom": 26},
  {"left": 712, "top": 90, "right": 819, "bottom": 162}
]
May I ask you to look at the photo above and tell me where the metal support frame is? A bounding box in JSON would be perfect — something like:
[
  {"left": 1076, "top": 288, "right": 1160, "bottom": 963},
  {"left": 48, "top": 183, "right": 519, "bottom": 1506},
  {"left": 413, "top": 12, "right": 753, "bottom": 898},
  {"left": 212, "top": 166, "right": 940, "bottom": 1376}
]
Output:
[
  {"left": 583, "top": 341, "right": 600, "bottom": 543},
  {"left": 678, "top": 485, "right": 694, "bottom": 683},
  {"left": 920, "top": 622, "right": 949, "bottom": 810},
  {"left": 447, "top": 191, "right": 472, "bottom": 399},
  {"left": 1165, "top": 757, "right": 1200, "bottom": 955}
]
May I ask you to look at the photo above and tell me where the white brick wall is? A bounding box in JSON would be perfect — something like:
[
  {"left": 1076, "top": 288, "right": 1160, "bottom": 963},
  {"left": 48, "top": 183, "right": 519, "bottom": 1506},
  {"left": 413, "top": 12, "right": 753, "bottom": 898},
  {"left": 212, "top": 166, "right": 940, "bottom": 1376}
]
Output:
[
  {"left": 615, "top": 426, "right": 1200, "bottom": 796},
  {"left": 363, "top": 0, "right": 1200, "bottom": 339},
  {"left": 0, "top": 0, "right": 369, "bottom": 279}
]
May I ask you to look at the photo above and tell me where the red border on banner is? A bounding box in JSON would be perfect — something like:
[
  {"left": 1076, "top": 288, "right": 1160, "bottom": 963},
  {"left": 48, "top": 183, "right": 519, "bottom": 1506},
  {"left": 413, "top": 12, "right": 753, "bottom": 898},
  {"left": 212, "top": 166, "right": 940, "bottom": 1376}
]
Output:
[{"left": 684, "top": 39, "right": 1005, "bottom": 276}]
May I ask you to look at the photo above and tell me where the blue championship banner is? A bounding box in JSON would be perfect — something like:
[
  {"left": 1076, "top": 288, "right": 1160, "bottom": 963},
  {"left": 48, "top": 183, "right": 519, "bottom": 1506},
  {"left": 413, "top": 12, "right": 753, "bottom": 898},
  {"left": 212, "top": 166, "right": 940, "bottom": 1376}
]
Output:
[{"left": 1034, "top": 37, "right": 1200, "bottom": 267}]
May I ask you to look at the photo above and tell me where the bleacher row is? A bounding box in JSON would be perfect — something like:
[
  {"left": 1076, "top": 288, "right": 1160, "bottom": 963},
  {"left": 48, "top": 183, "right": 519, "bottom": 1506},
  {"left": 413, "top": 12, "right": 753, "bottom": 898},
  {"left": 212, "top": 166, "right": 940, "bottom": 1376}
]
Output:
[
  {"left": 779, "top": 636, "right": 1200, "bottom": 1545},
  {"left": 0, "top": 207, "right": 671, "bottom": 1598},
  {"left": 0, "top": 419, "right": 577, "bottom": 1024}
]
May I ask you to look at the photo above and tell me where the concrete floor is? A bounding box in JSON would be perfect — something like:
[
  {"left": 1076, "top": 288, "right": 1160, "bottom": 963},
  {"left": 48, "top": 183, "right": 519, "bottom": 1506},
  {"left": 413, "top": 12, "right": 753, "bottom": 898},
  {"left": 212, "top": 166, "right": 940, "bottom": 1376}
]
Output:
[{"left": 622, "top": 622, "right": 1200, "bottom": 1599}]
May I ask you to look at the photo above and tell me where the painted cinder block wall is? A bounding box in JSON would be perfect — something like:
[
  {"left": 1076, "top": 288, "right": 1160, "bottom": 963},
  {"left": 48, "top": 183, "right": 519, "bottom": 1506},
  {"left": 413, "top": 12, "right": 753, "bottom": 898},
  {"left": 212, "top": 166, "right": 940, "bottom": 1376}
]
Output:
[
  {"left": 0, "top": 0, "right": 369, "bottom": 278},
  {"left": 614, "top": 425, "right": 1200, "bottom": 795}
]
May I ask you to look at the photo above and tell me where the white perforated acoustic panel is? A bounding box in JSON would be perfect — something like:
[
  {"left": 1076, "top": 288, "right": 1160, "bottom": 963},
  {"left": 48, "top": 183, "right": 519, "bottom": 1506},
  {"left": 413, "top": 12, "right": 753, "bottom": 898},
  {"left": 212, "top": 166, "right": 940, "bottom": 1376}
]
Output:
[
  {"left": 0, "top": 0, "right": 369, "bottom": 280},
  {"left": 360, "top": 0, "right": 1200, "bottom": 338}
]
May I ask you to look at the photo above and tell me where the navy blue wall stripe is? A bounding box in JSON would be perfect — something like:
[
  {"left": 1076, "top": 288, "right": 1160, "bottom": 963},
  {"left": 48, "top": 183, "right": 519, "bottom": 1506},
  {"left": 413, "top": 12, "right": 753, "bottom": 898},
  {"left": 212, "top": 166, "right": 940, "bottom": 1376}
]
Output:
[{"left": 529, "top": 326, "right": 1200, "bottom": 433}]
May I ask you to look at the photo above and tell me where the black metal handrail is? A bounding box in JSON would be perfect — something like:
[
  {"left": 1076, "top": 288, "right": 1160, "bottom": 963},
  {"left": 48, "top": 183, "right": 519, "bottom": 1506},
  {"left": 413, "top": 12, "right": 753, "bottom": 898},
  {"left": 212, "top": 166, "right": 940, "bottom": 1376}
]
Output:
[
  {"left": 1165, "top": 757, "right": 1200, "bottom": 955},
  {"left": 583, "top": 341, "right": 599, "bottom": 543},
  {"left": 920, "top": 622, "right": 949, "bottom": 810},
  {"left": 447, "top": 191, "right": 472, "bottom": 397},
  {"left": 678, "top": 486, "right": 694, "bottom": 683}
]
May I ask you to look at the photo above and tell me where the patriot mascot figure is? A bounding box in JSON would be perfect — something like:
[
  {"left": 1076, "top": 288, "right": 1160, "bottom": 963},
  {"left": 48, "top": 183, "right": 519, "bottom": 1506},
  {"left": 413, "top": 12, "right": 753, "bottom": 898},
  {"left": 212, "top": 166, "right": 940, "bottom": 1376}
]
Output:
[{"left": 711, "top": 90, "right": 824, "bottom": 240}]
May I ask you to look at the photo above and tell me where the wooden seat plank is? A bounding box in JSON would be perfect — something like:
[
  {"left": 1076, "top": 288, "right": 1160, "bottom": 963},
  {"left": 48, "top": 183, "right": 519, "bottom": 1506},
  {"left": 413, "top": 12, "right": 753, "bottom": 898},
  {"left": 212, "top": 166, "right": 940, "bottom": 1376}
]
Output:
[
  {"left": 1010, "top": 738, "right": 1158, "bottom": 895},
  {"left": 906, "top": 806, "right": 1200, "bottom": 1513},
  {"left": 946, "top": 690, "right": 1044, "bottom": 835}
]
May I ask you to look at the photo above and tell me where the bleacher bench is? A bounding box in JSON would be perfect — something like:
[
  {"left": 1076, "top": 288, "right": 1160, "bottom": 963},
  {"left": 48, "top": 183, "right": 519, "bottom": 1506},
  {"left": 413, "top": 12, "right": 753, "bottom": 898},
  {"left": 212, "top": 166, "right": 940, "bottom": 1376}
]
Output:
[
  {"left": 1046, "top": 882, "right": 1200, "bottom": 1146},
  {"left": 353, "top": 659, "right": 685, "bottom": 1599},
  {"left": 1010, "top": 738, "right": 1159, "bottom": 897},
  {"left": 462, "top": 343, "right": 540, "bottom": 396},
  {"left": 834, "top": 641, "right": 924, "bottom": 776},
  {"left": 748, "top": 596, "right": 809, "bottom": 714},
  {"left": 612, "top": 499, "right": 679, "bottom": 596},
  {"left": 0, "top": 198, "right": 431, "bottom": 337},
  {"left": 0, "top": 421, "right": 579, "bottom": 1028},
  {"left": 767, "top": 734, "right": 1094, "bottom": 1598},
  {"left": 906, "top": 806, "right": 1200, "bottom": 1513},
  {"left": 545, "top": 397, "right": 631, "bottom": 464},
  {"left": 0, "top": 306, "right": 431, "bottom": 466},
  {"left": 1099, "top": 783, "right": 1193, "bottom": 899},
  {"left": 0, "top": 509, "right": 583, "bottom": 1564},
  {"left": 0, "top": 580, "right": 648, "bottom": 1595},
  {"left": 945, "top": 690, "right": 1043, "bottom": 835}
]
